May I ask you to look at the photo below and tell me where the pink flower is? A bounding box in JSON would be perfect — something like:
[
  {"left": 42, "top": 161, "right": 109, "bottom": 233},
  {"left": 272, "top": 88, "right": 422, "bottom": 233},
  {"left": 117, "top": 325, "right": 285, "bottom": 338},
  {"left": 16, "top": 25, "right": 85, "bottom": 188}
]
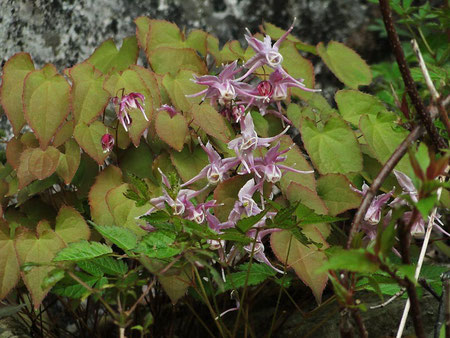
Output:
[
  {"left": 186, "top": 61, "right": 243, "bottom": 105},
  {"left": 252, "top": 142, "right": 314, "bottom": 183},
  {"left": 158, "top": 104, "right": 180, "bottom": 118},
  {"left": 228, "top": 113, "right": 289, "bottom": 173},
  {"left": 113, "top": 92, "right": 148, "bottom": 131},
  {"left": 228, "top": 179, "right": 262, "bottom": 223},
  {"left": 181, "top": 138, "right": 240, "bottom": 187},
  {"left": 351, "top": 183, "right": 394, "bottom": 226},
  {"left": 101, "top": 134, "right": 114, "bottom": 153}
]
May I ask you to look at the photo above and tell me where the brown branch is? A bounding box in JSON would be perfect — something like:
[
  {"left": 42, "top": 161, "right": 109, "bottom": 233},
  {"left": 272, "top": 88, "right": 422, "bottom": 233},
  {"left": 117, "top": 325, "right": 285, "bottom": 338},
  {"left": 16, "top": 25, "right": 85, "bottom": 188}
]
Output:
[
  {"left": 379, "top": 0, "right": 447, "bottom": 152},
  {"left": 346, "top": 125, "right": 424, "bottom": 248}
]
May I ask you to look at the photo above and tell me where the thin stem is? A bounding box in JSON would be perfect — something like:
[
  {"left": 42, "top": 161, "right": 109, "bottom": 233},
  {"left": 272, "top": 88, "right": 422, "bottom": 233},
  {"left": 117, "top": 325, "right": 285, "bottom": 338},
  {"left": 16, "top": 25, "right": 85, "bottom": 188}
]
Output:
[
  {"left": 124, "top": 279, "right": 155, "bottom": 317},
  {"left": 379, "top": 0, "right": 446, "bottom": 152},
  {"left": 185, "top": 301, "right": 216, "bottom": 338},
  {"left": 67, "top": 271, "right": 119, "bottom": 321},
  {"left": 346, "top": 125, "right": 424, "bottom": 248}
]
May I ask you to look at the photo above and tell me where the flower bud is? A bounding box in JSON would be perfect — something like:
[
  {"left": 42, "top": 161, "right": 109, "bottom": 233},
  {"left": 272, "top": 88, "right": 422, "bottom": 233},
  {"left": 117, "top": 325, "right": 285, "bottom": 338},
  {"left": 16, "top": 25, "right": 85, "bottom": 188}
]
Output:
[{"left": 101, "top": 134, "right": 114, "bottom": 153}]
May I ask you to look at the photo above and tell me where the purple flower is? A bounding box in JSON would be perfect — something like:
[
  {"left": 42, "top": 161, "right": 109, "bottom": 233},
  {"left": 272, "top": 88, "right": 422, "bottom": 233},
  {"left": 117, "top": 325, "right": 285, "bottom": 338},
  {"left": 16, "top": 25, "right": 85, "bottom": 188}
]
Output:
[
  {"left": 390, "top": 170, "right": 449, "bottom": 238},
  {"left": 185, "top": 199, "right": 219, "bottom": 224},
  {"left": 252, "top": 142, "right": 314, "bottom": 183},
  {"left": 180, "top": 139, "right": 240, "bottom": 187},
  {"left": 186, "top": 61, "right": 243, "bottom": 105},
  {"left": 236, "top": 21, "right": 295, "bottom": 81},
  {"left": 228, "top": 179, "right": 262, "bottom": 223},
  {"left": 351, "top": 183, "right": 394, "bottom": 226},
  {"left": 145, "top": 169, "right": 208, "bottom": 217},
  {"left": 112, "top": 92, "right": 148, "bottom": 131},
  {"left": 158, "top": 104, "right": 180, "bottom": 118},
  {"left": 228, "top": 113, "right": 289, "bottom": 173},
  {"left": 101, "top": 133, "right": 114, "bottom": 153},
  {"left": 206, "top": 211, "right": 235, "bottom": 232},
  {"left": 245, "top": 228, "right": 284, "bottom": 274}
]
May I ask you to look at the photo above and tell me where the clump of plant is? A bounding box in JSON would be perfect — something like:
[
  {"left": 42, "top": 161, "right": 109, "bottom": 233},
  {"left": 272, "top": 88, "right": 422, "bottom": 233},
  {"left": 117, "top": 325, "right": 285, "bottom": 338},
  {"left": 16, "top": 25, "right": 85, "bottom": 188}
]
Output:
[{"left": 0, "top": 1, "right": 448, "bottom": 337}]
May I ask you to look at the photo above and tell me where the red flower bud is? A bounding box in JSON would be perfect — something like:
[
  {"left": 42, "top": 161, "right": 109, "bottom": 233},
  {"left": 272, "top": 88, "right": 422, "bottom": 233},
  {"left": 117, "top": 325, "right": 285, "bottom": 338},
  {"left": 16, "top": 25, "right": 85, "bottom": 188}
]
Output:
[{"left": 101, "top": 134, "right": 114, "bottom": 153}]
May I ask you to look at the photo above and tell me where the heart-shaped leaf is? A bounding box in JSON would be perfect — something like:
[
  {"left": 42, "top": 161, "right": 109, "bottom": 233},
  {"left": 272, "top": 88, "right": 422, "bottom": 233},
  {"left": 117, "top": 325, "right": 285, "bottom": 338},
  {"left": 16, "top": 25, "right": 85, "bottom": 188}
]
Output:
[
  {"left": 300, "top": 117, "right": 363, "bottom": 174},
  {"left": 0, "top": 223, "right": 20, "bottom": 299},
  {"left": 89, "top": 166, "right": 122, "bottom": 226},
  {"left": 316, "top": 174, "right": 362, "bottom": 216},
  {"left": 28, "top": 146, "right": 61, "bottom": 180},
  {"left": 335, "top": 90, "right": 385, "bottom": 126},
  {"left": 74, "top": 121, "right": 109, "bottom": 165},
  {"left": 286, "top": 182, "right": 328, "bottom": 215},
  {"left": 69, "top": 62, "right": 110, "bottom": 124},
  {"left": 56, "top": 139, "right": 81, "bottom": 184},
  {"left": 271, "top": 226, "right": 329, "bottom": 304},
  {"left": 149, "top": 47, "right": 207, "bottom": 76},
  {"left": 55, "top": 206, "right": 90, "bottom": 245},
  {"left": 317, "top": 41, "right": 372, "bottom": 89},
  {"left": 0, "top": 53, "right": 35, "bottom": 134},
  {"left": 163, "top": 70, "right": 205, "bottom": 113},
  {"left": 15, "top": 225, "right": 65, "bottom": 309},
  {"left": 23, "top": 64, "right": 70, "bottom": 149},
  {"left": 191, "top": 104, "right": 233, "bottom": 143},
  {"left": 155, "top": 109, "right": 188, "bottom": 152},
  {"left": 87, "top": 37, "right": 138, "bottom": 74}
]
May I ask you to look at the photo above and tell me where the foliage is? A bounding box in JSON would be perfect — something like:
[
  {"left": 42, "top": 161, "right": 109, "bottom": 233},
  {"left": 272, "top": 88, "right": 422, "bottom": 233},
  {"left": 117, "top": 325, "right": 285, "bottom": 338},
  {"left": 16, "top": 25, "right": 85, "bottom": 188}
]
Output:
[{"left": 0, "top": 3, "right": 448, "bottom": 336}]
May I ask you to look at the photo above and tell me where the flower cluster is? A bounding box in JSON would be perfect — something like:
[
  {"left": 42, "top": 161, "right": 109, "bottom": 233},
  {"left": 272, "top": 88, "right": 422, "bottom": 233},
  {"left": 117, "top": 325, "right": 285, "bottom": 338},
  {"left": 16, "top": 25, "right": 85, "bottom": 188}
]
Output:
[
  {"left": 352, "top": 170, "right": 449, "bottom": 243},
  {"left": 187, "top": 24, "right": 320, "bottom": 124}
]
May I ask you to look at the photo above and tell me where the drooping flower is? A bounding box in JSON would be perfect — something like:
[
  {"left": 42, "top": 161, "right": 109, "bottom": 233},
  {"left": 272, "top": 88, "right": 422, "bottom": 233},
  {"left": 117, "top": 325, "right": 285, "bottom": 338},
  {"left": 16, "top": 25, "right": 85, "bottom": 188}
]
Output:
[
  {"left": 186, "top": 61, "right": 243, "bottom": 105},
  {"left": 228, "top": 113, "right": 289, "bottom": 173},
  {"left": 351, "top": 183, "right": 394, "bottom": 226},
  {"left": 158, "top": 104, "right": 180, "bottom": 118},
  {"left": 101, "top": 133, "right": 114, "bottom": 153},
  {"left": 144, "top": 169, "right": 208, "bottom": 218},
  {"left": 390, "top": 170, "right": 449, "bottom": 238},
  {"left": 252, "top": 142, "right": 314, "bottom": 183},
  {"left": 180, "top": 138, "right": 240, "bottom": 187},
  {"left": 112, "top": 91, "right": 148, "bottom": 131},
  {"left": 244, "top": 227, "right": 283, "bottom": 274},
  {"left": 228, "top": 179, "right": 262, "bottom": 223}
]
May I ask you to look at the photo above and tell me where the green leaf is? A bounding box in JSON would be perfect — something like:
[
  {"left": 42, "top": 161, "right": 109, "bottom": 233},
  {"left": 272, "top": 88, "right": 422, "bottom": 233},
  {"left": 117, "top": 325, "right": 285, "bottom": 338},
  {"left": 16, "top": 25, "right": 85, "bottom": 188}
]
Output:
[
  {"left": 129, "top": 65, "right": 162, "bottom": 111},
  {"left": 236, "top": 209, "right": 269, "bottom": 233},
  {"left": 335, "top": 90, "right": 386, "bottom": 126},
  {"left": 279, "top": 41, "right": 316, "bottom": 100},
  {"left": 162, "top": 70, "right": 205, "bottom": 113},
  {"left": 134, "top": 16, "right": 152, "bottom": 52},
  {"left": 105, "top": 184, "right": 148, "bottom": 236},
  {"left": 56, "top": 138, "right": 81, "bottom": 184},
  {"left": 103, "top": 69, "right": 153, "bottom": 147},
  {"left": 53, "top": 240, "right": 112, "bottom": 262},
  {"left": 316, "top": 174, "right": 362, "bottom": 216},
  {"left": 149, "top": 47, "right": 207, "bottom": 75},
  {"left": 87, "top": 36, "right": 138, "bottom": 74},
  {"left": 0, "top": 53, "right": 35, "bottom": 134},
  {"left": 89, "top": 166, "right": 123, "bottom": 226},
  {"left": 286, "top": 182, "right": 328, "bottom": 215},
  {"left": 0, "top": 224, "right": 20, "bottom": 299},
  {"left": 277, "top": 135, "right": 316, "bottom": 192},
  {"left": 191, "top": 104, "right": 233, "bottom": 143},
  {"left": 155, "top": 109, "right": 188, "bottom": 152},
  {"left": 41, "top": 268, "right": 65, "bottom": 289},
  {"left": 320, "top": 248, "right": 379, "bottom": 273},
  {"left": 17, "top": 148, "right": 36, "bottom": 189},
  {"left": 142, "top": 19, "right": 184, "bottom": 52},
  {"left": 78, "top": 256, "right": 128, "bottom": 276},
  {"left": 27, "top": 146, "right": 61, "bottom": 180},
  {"left": 91, "top": 223, "right": 137, "bottom": 251},
  {"left": 15, "top": 226, "right": 66, "bottom": 308},
  {"left": 74, "top": 121, "right": 109, "bottom": 165},
  {"left": 170, "top": 145, "right": 209, "bottom": 190},
  {"left": 415, "top": 194, "right": 438, "bottom": 220},
  {"left": 250, "top": 111, "right": 283, "bottom": 138},
  {"left": 55, "top": 206, "right": 90, "bottom": 245},
  {"left": 300, "top": 117, "right": 363, "bottom": 174},
  {"left": 53, "top": 120, "right": 75, "bottom": 148},
  {"left": 134, "top": 230, "right": 181, "bottom": 258},
  {"left": 317, "top": 41, "right": 372, "bottom": 89},
  {"left": 271, "top": 226, "right": 329, "bottom": 304},
  {"left": 52, "top": 271, "right": 103, "bottom": 298},
  {"left": 68, "top": 62, "right": 110, "bottom": 124},
  {"left": 23, "top": 64, "right": 70, "bottom": 149},
  {"left": 158, "top": 265, "right": 192, "bottom": 304},
  {"left": 185, "top": 29, "right": 208, "bottom": 56},
  {"left": 222, "top": 263, "right": 276, "bottom": 292},
  {"left": 359, "top": 111, "right": 419, "bottom": 177}
]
